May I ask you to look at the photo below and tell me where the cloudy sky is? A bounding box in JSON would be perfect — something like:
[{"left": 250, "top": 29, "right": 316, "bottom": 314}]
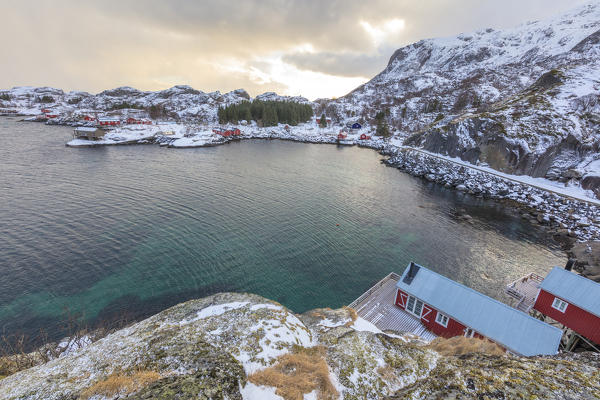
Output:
[{"left": 0, "top": 0, "right": 589, "bottom": 99}]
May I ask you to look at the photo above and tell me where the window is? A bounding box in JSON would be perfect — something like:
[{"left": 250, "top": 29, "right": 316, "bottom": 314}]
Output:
[
  {"left": 406, "top": 296, "right": 415, "bottom": 313},
  {"left": 552, "top": 297, "right": 568, "bottom": 313},
  {"left": 435, "top": 312, "right": 449, "bottom": 328},
  {"left": 414, "top": 299, "right": 423, "bottom": 317},
  {"left": 405, "top": 295, "right": 424, "bottom": 318}
]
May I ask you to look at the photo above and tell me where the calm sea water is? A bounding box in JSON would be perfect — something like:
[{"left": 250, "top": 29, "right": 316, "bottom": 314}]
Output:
[{"left": 0, "top": 117, "right": 565, "bottom": 339}]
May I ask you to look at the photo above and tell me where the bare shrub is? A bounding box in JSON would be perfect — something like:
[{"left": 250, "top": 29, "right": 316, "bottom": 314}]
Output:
[
  {"left": 343, "top": 306, "right": 358, "bottom": 327},
  {"left": 248, "top": 346, "right": 338, "bottom": 400},
  {"left": 0, "top": 307, "right": 135, "bottom": 378}
]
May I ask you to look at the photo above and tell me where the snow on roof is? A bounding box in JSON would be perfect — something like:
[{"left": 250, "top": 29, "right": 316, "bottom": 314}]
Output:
[
  {"left": 74, "top": 127, "right": 101, "bottom": 132},
  {"left": 396, "top": 263, "right": 562, "bottom": 356},
  {"left": 540, "top": 267, "right": 600, "bottom": 318}
]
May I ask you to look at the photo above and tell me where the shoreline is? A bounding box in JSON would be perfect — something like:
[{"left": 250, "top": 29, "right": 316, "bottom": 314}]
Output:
[{"left": 12, "top": 116, "right": 600, "bottom": 260}]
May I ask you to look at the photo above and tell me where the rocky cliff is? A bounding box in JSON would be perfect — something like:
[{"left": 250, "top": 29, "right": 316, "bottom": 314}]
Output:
[
  {"left": 0, "top": 293, "right": 598, "bottom": 399},
  {"left": 328, "top": 2, "right": 600, "bottom": 196}
]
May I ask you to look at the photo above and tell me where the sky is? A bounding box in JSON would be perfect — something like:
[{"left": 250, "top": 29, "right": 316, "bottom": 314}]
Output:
[{"left": 0, "top": 0, "right": 590, "bottom": 100}]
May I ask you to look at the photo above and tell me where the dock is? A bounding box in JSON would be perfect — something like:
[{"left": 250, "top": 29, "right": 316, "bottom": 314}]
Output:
[
  {"left": 348, "top": 272, "right": 437, "bottom": 341},
  {"left": 505, "top": 272, "right": 544, "bottom": 312}
]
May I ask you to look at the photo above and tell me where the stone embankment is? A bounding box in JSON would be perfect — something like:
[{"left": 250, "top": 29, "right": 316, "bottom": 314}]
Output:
[{"left": 383, "top": 147, "right": 600, "bottom": 243}]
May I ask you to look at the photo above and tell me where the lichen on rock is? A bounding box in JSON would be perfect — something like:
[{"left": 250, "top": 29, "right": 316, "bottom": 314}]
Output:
[{"left": 0, "top": 293, "right": 599, "bottom": 400}]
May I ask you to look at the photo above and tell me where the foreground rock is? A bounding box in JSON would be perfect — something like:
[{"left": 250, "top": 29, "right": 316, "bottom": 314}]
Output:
[{"left": 1, "top": 293, "right": 599, "bottom": 399}]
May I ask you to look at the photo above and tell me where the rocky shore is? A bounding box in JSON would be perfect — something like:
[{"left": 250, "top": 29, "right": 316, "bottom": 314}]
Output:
[
  {"left": 1, "top": 293, "right": 598, "bottom": 400},
  {"left": 383, "top": 147, "right": 600, "bottom": 244}
]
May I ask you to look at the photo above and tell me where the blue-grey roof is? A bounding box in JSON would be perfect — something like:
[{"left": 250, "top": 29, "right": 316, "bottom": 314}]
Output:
[
  {"left": 540, "top": 267, "right": 600, "bottom": 318},
  {"left": 396, "top": 263, "right": 562, "bottom": 356}
]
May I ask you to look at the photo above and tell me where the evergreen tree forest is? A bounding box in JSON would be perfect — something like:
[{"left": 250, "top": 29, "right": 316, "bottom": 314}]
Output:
[{"left": 218, "top": 100, "right": 313, "bottom": 127}]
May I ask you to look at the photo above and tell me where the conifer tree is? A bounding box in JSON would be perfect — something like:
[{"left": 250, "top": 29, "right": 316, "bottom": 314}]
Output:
[{"left": 319, "top": 113, "right": 327, "bottom": 128}]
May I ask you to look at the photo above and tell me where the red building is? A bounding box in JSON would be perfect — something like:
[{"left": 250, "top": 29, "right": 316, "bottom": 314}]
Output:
[
  {"left": 41, "top": 108, "right": 51, "bottom": 114},
  {"left": 337, "top": 131, "right": 347, "bottom": 140},
  {"left": 359, "top": 133, "right": 371, "bottom": 140},
  {"left": 82, "top": 115, "right": 96, "bottom": 122},
  {"left": 395, "top": 262, "right": 562, "bottom": 356},
  {"left": 126, "top": 117, "right": 152, "bottom": 125},
  {"left": 213, "top": 128, "right": 241, "bottom": 137},
  {"left": 45, "top": 112, "right": 58, "bottom": 119},
  {"left": 533, "top": 267, "right": 600, "bottom": 345},
  {"left": 316, "top": 118, "right": 331, "bottom": 125},
  {"left": 97, "top": 118, "right": 121, "bottom": 126}
]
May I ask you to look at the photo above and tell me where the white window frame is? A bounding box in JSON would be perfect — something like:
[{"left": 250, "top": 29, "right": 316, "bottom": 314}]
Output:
[
  {"left": 551, "top": 297, "right": 568, "bottom": 313},
  {"left": 435, "top": 312, "right": 449, "bottom": 328},
  {"left": 405, "top": 295, "right": 424, "bottom": 318}
]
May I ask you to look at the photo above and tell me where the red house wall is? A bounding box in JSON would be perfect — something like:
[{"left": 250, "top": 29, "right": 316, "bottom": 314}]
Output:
[
  {"left": 534, "top": 289, "right": 600, "bottom": 345},
  {"left": 395, "top": 289, "right": 467, "bottom": 338}
]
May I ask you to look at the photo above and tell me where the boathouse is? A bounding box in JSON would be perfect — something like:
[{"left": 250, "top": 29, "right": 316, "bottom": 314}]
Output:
[
  {"left": 97, "top": 117, "right": 121, "bottom": 126},
  {"left": 395, "top": 263, "right": 562, "bottom": 356},
  {"left": 532, "top": 267, "right": 600, "bottom": 345},
  {"left": 73, "top": 127, "right": 105, "bottom": 140}
]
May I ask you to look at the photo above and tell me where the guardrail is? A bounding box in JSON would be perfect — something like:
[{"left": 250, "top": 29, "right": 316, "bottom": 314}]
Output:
[{"left": 348, "top": 272, "right": 401, "bottom": 309}]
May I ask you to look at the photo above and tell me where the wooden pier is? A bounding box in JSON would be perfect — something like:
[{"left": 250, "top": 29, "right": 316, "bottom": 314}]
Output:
[
  {"left": 505, "top": 272, "right": 544, "bottom": 312},
  {"left": 348, "top": 272, "right": 437, "bottom": 341}
]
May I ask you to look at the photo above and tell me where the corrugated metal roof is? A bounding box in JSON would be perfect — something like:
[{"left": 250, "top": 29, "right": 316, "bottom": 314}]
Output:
[
  {"left": 540, "top": 267, "right": 600, "bottom": 318},
  {"left": 396, "top": 263, "right": 562, "bottom": 356}
]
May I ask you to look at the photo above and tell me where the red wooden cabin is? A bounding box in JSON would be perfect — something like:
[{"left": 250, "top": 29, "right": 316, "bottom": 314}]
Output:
[
  {"left": 395, "top": 262, "right": 562, "bottom": 356},
  {"left": 213, "top": 128, "right": 240, "bottom": 137},
  {"left": 533, "top": 267, "right": 600, "bottom": 345},
  {"left": 45, "top": 112, "right": 58, "bottom": 119},
  {"left": 41, "top": 108, "right": 51, "bottom": 114},
  {"left": 337, "top": 131, "right": 347, "bottom": 140},
  {"left": 83, "top": 115, "right": 96, "bottom": 122},
  {"left": 97, "top": 118, "right": 121, "bottom": 126},
  {"left": 359, "top": 133, "right": 371, "bottom": 140}
]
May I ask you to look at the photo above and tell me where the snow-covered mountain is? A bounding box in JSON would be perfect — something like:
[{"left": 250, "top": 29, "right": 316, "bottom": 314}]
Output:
[
  {"left": 0, "top": 85, "right": 310, "bottom": 123},
  {"left": 326, "top": 2, "right": 600, "bottom": 193}
]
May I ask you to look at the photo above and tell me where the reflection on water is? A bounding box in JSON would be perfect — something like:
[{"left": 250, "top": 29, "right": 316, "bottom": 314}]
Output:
[{"left": 0, "top": 117, "right": 565, "bottom": 339}]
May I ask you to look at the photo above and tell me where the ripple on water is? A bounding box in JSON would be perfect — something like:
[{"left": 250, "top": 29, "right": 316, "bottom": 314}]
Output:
[{"left": 0, "top": 118, "right": 565, "bottom": 340}]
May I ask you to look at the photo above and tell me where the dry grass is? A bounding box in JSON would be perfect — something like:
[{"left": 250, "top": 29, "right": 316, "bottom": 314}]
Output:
[
  {"left": 343, "top": 306, "right": 358, "bottom": 327},
  {"left": 428, "top": 336, "right": 505, "bottom": 356},
  {"left": 248, "top": 346, "right": 338, "bottom": 400},
  {"left": 80, "top": 369, "right": 161, "bottom": 399}
]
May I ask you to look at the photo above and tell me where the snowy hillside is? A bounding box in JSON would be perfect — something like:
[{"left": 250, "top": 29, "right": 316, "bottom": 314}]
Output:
[
  {"left": 0, "top": 85, "right": 311, "bottom": 124},
  {"left": 326, "top": 2, "right": 600, "bottom": 194}
]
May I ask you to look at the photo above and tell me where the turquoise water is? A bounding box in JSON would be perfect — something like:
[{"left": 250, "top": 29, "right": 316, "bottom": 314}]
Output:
[{"left": 0, "top": 117, "right": 565, "bottom": 339}]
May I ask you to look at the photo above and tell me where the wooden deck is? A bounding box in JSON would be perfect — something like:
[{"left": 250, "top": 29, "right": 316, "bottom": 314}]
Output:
[
  {"left": 505, "top": 273, "right": 544, "bottom": 312},
  {"left": 348, "top": 273, "right": 437, "bottom": 342}
]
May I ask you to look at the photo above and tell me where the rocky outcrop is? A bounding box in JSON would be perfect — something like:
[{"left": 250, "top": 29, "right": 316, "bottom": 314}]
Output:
[{"left": 0, "top": 293, "right": 598, "bottom": 399}]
